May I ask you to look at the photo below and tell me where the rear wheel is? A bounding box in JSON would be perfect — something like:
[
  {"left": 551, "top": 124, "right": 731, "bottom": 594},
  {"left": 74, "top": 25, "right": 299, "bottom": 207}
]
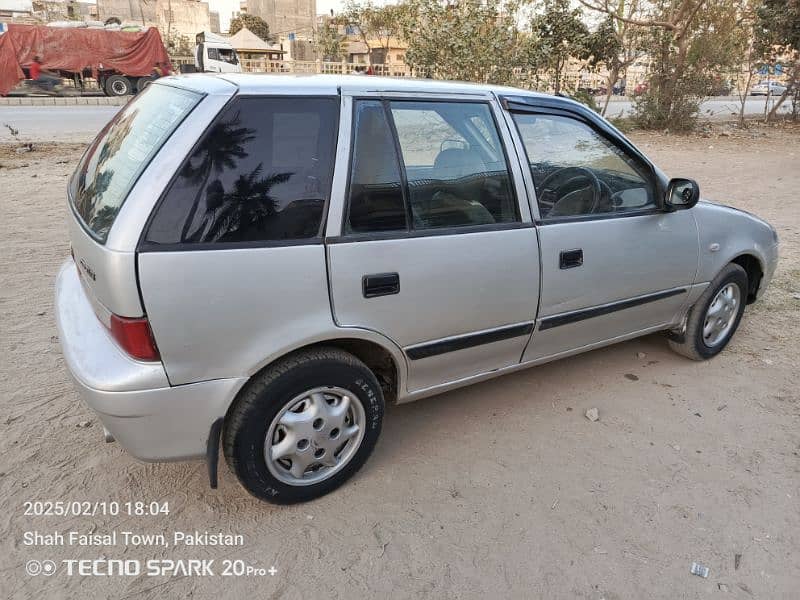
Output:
[
  {"left": 136, "top": 76, "right": 154, "bottom": 94},
  {"left": 104, "top": 74, "right": 132, "bottom": 96},
  {"left": 223, "top": 347, "right": 384, "bottom": 504},
  {"left": 668, "top": 263, "right": 748, "bottom": 360}
]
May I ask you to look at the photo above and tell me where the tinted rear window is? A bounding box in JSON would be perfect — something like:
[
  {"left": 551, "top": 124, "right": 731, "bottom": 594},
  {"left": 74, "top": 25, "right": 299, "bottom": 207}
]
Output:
[
  {"left": 70, "top": 85, "right": 202, "bottom": 242},
  {"left": 142, "top": 96, "right": 339, "bottom": 247}
]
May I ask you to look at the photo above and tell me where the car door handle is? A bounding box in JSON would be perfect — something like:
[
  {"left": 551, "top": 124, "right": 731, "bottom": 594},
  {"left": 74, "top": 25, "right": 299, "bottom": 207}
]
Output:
[
  {"left": 362, "top": 273, "right": 400, "bottom": 298},
  {"left": 559, "top": 249, "right": 583, "bottom": 269}
]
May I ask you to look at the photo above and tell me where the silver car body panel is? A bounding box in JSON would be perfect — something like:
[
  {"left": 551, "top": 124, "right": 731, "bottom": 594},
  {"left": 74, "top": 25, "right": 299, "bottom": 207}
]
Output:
[
  {"left": 691, "top": 201, "right": 779, "bottom": 295},
  {"left": 54, "top": 74, "right": 779, "bottom": 461},
  {"left": 327, "top": 228, "right": 540, "bottom": 391},
  {"left": 403, "top": 322, "right": 676, "bottom": 403},
  {"left": 68, "top": 215, "right": 144, "bottom": 318},
  {"left": 139, "top": 245, "right": 334, "bottom": 385},
  {"left": 55, "top": 261, "right": 169, "bottom": 391},
  {"left": 522, "top": 211, "right": 699, "bottom": 361}
]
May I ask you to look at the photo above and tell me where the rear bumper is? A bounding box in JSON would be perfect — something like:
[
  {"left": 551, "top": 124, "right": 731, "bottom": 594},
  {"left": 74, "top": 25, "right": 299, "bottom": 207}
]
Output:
[
  {"left": 67, "top": 376, "right": 245, "bottom": 461},
  {"left": 55, "top": 261, "right": 246, "bottom": 460}
]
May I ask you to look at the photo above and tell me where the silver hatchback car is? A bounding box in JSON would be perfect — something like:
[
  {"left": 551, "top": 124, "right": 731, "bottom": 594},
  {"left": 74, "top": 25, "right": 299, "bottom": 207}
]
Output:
[{"left": 56, "top": 75, "right": 778, "bottom": 504}]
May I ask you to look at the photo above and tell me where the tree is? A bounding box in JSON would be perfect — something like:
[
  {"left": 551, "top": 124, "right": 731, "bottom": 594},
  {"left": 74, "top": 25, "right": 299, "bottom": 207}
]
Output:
[
  {"left": 180, "top": 113, "right": 255, "bottom": 242},
  {"left": 580, "top": 2, "right": 647, "bottom": 116},
  {"left": 529, "top": 0, "right": 591, "bottom": 94},
  {"left": 581, "top": 0, "right": 748, "bottom": 130},
  {"left": 314, "top": 17, "right": 348, "bottom": 61},
  {"left": 342, "top": 1, "right": 408, "bottom": 65},
  {"left": 399, "top": 0, "right": 526, "bottom": 84},
  {"left": 755, "top": 0, "right": 800, "bottom": 120},
  {"left": 229, "top": 14, "right": 272, "bottom": 42},
  {"left": 197, "top": 167, "right": 291, "bottom": 243}
]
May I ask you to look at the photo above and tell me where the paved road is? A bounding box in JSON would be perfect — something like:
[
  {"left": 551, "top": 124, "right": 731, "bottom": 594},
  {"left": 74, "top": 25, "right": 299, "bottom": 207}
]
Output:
[
  {"left": 0, "top": 97, "right": 790, "bottom": 142},
  {"left": 603, "top": 95, "right": 790, "bottom": 119},
  {"left": 0, "top": 106, "right": 120, "bottom": 142}
]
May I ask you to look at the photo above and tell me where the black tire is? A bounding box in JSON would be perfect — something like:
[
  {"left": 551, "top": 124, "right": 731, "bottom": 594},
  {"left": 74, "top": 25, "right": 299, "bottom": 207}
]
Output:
[
  {"left": 223, "top": 347, "right": 384, "bottom": 504},
  {"left": 136, "top": 76, "right": 154, "bottom": 93},
  {"left": 104, "top": 74, "right": 132, "bottom": 96},
  {"left": 668, "top": 263, "right": 748, "bottom": 360}
]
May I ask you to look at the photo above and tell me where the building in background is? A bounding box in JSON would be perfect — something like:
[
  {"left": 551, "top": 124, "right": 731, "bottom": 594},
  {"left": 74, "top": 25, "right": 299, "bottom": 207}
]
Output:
[
  {"left": 246, "top": 0, "right": 314, "bottom": 39},
  {"left": 96, "top": 0, "right": 211, "bottom": 38},
  {"left": 206, "top": 0, "right": 239, "bottom": 32},
  {"left": 0, "top": 0, "right": 33, "bottom": 19}
]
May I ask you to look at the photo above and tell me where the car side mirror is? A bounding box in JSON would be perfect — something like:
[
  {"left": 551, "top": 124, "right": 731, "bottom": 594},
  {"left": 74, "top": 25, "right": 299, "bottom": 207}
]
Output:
[{"left": 665, "top": 178, "right": 700, "bottom": 211}]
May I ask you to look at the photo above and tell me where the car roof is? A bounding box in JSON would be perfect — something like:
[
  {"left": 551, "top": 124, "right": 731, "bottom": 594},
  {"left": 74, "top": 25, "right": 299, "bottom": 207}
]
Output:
[{"left": 163, "top": 72, "right": 553, "bottom": 100}]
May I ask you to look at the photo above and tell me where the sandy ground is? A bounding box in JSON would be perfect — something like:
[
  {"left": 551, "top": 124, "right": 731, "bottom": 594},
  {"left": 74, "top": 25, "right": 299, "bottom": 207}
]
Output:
[{"left": 0, "top": 125, "right": 798, "bottom": 600}]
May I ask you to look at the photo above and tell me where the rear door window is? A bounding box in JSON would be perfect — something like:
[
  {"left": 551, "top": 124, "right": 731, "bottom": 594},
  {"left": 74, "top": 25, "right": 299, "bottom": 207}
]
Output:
[
  {"left": 142, "top": 96, "right": 339, "bottom": 246},
  {"left": 390, "top": 101, "right": 518, "bottom": 229},
  {"left": 346, "top": 100, "right": 407, "bottom": 233},
  {"left": 70, "top": 84, "right": 201, "bottom": 242},
  {"left": 344, "top": 100, "right": 519, "bottom": 234}
]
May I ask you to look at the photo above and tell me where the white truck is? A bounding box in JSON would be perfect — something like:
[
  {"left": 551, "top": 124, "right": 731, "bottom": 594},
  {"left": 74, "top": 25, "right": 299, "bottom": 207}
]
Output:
[{"left": 194, "top": 31, "right": 241, "bottom": 73}]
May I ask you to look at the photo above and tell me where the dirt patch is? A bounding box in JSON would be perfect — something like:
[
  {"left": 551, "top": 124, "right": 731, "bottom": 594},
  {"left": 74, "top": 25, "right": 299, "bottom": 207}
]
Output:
[{"left": 0, "top": 129, "right": 798, "bottom": 599}]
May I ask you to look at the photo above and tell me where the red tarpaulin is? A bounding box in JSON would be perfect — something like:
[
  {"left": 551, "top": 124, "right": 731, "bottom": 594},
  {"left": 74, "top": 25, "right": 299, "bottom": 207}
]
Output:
[{"left": 0, "top": 24, "right": 172, "bottom": 95}]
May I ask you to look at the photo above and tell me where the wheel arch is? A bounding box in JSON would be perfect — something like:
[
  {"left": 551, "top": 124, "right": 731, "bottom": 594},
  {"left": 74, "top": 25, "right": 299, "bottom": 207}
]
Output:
[
  {"left": 730, "top": 253, "right": 764, "bottom": 304},
  {"left": 227, "top": 330, "right": 408, "bottom": 422}
]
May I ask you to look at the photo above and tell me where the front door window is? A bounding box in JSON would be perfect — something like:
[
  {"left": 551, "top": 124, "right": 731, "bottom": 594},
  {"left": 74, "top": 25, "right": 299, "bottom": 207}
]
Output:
[{"left": 512, "top": 113, "right": 655, "bottom": 220}]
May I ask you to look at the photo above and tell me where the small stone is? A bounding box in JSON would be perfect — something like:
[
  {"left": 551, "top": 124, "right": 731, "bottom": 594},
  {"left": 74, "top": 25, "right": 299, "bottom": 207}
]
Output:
[
  {"left": 792, "top": 293, "right": 800, "bottom": 300},
  {"left": 77, "top": 420, "right": 92, "bottom": 428},
  {"left": 636, "top": 352, "right": 647, "bottom": 359},
  {"left": 585, "top": 407, "right": 599, "bottom": 422},
  {"left": 718, "top": 583, "right": 729, "bottom": 592},
  {"left": 15, "top": 146, "right": 31, "bottom": 154},
  {"left": 672, "top": 445, "right": 681, "bottom": 451},
  {"left": 624, "top": 373, "right": 639, "bottom": 381}
]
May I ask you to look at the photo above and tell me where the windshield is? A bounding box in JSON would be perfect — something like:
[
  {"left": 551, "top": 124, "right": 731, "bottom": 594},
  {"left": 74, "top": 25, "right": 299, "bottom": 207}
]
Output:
[{"left": 69, "top": 84, "right": 202, "bottom": 242}]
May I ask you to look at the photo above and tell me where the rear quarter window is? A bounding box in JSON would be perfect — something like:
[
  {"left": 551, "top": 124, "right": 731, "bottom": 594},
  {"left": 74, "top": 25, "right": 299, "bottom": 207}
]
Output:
[
  {"left": 70, "top": 84, "right": 202, "bottom": 242},
  {"left": 142, "top": 96, "right": 339, "bottom": 247}
]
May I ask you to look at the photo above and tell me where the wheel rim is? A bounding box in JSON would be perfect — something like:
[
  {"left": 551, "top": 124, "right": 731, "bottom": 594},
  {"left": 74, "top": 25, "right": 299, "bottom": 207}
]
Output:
[
  {"left": 110, "top": 80, "right": 127, "bottom": 95},
  {"left": 264, "top": 386, "right": 366, "bottom": 486},
  {"left": 702, "top": 283, "right": 740, "bottom": 347}
]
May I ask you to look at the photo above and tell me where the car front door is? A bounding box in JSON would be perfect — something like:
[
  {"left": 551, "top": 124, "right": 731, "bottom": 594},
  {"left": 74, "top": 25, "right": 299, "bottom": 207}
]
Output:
[
  {"left": 326, "top": 94, "right": 540, "bottom": 392},
  {"left": 503, "top": 100, "right": 700, "bottom": 362}
]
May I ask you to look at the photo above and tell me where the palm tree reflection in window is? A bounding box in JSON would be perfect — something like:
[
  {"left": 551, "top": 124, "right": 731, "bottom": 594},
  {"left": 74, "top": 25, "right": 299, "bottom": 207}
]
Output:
[
  {"left": 188, "top": 165, "right": 292, "bottom": 243},
  {"left": 180, "top": 111, "right": 255, "bottom": 242}
]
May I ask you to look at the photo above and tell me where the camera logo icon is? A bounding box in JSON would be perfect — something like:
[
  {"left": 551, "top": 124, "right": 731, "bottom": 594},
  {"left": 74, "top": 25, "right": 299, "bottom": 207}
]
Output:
[{"left": 26, "top": 560, "right": 56, "bottom": 576}]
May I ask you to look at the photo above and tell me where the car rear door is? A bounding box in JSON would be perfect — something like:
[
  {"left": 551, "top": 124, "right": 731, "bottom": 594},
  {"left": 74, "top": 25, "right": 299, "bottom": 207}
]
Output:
[
  {"left": 501, "top": 97, "right": 700, "bottom": 362},
  {"left": 326, "top": 93, "right": 540, "bottom": 393}
]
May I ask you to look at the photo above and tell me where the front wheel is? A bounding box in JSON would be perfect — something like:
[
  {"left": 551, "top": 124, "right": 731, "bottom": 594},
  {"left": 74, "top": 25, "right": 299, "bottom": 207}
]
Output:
[
  {"left": 223, "top": 347, "right": 384, "bottom": 504},
  {"left": 104, "top": 74, "right": 132, "bottom": 96},
  {"left": 668, "top": 263, "right": 748, "bottom": 360}
]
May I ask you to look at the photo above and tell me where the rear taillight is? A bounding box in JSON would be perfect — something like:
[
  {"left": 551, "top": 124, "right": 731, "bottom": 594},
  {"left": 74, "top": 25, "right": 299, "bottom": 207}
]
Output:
[{"left": 109, "top": 314, "right": 160, "bottom": 362}]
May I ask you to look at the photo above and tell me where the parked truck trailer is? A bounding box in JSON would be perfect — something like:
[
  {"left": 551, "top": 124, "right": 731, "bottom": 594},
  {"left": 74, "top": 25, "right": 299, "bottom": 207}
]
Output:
[{"left": 0, "top": 23, "right": 171, "bottom": 97}]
